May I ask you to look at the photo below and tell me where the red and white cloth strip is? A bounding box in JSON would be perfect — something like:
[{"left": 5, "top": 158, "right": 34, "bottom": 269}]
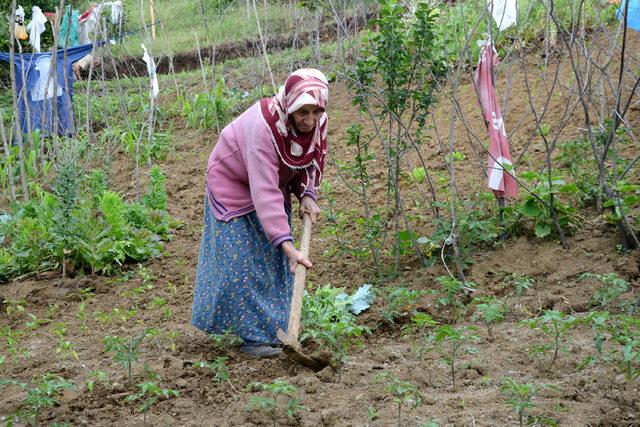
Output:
[{"left": 474, "top": 41, "right": 518, "bottom": 198}]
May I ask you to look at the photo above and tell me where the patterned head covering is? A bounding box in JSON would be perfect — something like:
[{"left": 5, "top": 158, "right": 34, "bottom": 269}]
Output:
[{"left": 260, "top": 68, "right": 329, "bottom": 191}]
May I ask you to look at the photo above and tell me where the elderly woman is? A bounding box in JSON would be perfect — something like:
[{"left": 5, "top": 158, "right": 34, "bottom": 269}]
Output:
[{"left": 191, "top": 69, "right": 329, "bottom": 357}]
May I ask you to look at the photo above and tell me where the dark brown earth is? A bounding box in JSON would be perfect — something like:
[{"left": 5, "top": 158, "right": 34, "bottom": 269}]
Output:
[{"left": 1, "top": 32, "right": 639, "bottom": 426}]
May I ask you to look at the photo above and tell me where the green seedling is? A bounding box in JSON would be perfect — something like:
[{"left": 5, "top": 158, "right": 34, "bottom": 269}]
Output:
[
  {"left": 500, "top": 377, "right": 555, "bottom": 427},
  {"left": 76, "top": 302, "right": 88, "bottom": 331},
  {"left": 301, "top": 284, "right": 371, "bottom": 381},
  {"left": 374, "top": 372, "right": 422, "bottom": 427},
  {"left": 1, "top": 326, "right": 29, "bottom": 360},
  {"left": 587, "top": 312, "right": 640, "bottom": 379},
  {"left": 503, "top": 273, "right": 535, "bottom": 296},
  {"left": 523, "top": 310, "right": 577, "bottom": 371},
  {"left": 383, "top": 287, "right": 424, "bottom": 323},
  {"left": 580, "top": 272, "right": 629, "bottom": 312},
  {"left": 25, "top": 313, "right": 51, "bottom": 330},
  {"left": 158, "top": 330, "right": 180, "bottom": 353},
  {"left": 103, "top": 329, "right": 155, "bottom": 381},
  {"left": 52, "top": 322, "right": 78, "bottom": 361},
  {"left": 87, "top": 370, "right": 109, "bottom": 392},
  {"left": 122, "top": 283, "right": 154, "bottom": 298},
  {"left": 402, "top": 312, "right": 438, "bottom": 361},
  {"left": 419, "top": 418, "right": 440, "bottom": 427},
  {"left": 0, "top": 373, "right": 74, "bottom": 426},
  {"left": 431, "top": 325, "right": 481, "bottom": 390},
  {"left": 472, "top": 296, "right": 507, "bottom": 339},
  {"left": 209, "top": 330, "right": 244, "bottom": 350},
  {"left": 194, "top": 357, "right": 229, "bottom": 383},
  {"left": 127, "top": 381, "right": 180, "bottom": 427},
  {"left": 149, "top": 298, "right": 171, "bottom": 320},
  {"left": 246, "top": 380, "right": 304, "bottom": 427},
  {"left": 435, "top": 276, "right": 475, "bottom": 310},
  {"left": 3, "top": 299, "right": 26, "bottom": 316},
  {"left": 111, "top": 307, "right": 138, "bottom": 323}
]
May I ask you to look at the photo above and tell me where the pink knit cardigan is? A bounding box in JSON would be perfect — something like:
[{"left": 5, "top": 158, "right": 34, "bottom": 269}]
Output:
[{"left": 206, "top": 102, "right": 316, "bottom": 247}]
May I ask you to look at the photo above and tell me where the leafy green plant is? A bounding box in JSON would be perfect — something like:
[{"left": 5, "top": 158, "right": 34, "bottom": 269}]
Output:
[
  {"left": 103, "top": 329, "right": 155, "bottom": 381},
  {"left": 500, "top": 377, "right": 555, "bottom": 427},
  {"left": 194, "top": 357, "right": 229, "bottom": 384},
  {"left": 86, "top": 370, "right": 109, "bottom": 393},
  {"left": 0, "top": 373, "right": 74, "bottom": 426},
  {"left": 472, "top": 296, "right": 507, "bottom": 339},
  {"left": 586, "top": 312, "right": 640, "bottom": 380},
  {"left": 383, "top": 287, "right": 424, "bottom": 323},
  {"left": 0, "top": 326, "right": 29, "bottom": 361},
  {"left": 431, "top": 325, "right": 481, "bottom": 390},
  {"left": 515, "top": 171, "right": 580, "bottom": 239},
  {"left": 301, "top": 285, "right": 370, "bottom": 381},
  {"left": 126, "top": 381, "right": 180, "bottom": 427},
  {"left": 580, "top": 272, "right": 630, "bottom": 312},
  {"left": 522, "top": 310, "right": 577, "bottom": 371},
  {"left": 402, "top": 312, "right": 438, "bottom": 361},
  {"left": 208, "top": 330, "right": 244, "bottom": 350},
  {"left": 52, "top": 322, "right": 78, "bottom": 361},
  {"left": 374, "top": 372, "right": 422, "bottom": 427},
  {"left": 183, "top": 78, "right": 231, "bottom": 131},
  {"left": 246, "top": 380, "right": 304, "bottom": 427},
  {"left": 503, "top": 273, "right": 536, "bottom": 296},
  {"left": 435, "top": 276, "right": 475, "bottom": 310},
  {"left": 0, "top": 163, "right": 175, "bottom": 282},
  {"left": 24, "top": 313, "right": 51, "bottom": 330}
]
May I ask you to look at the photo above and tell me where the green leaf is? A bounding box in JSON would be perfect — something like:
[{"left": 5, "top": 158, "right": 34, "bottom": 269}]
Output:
[
  {"left": 534, "top": 223, "right": 552, "bottom": 238},
  {"left": 520, "top": 199, "right": 543, "bottom": 218}
]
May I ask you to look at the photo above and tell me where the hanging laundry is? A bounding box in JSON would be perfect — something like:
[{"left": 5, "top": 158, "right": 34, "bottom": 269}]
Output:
[
  {"left": 141, "top": 44, "right": 159, "bottom": 98},
  {"left": 78, "top": 3, "right": 105, "bottom": 45},
  {"left": 14, "top": 5, "right": 28, "bottom": 41},
  {"left": 58, "top": 6, "right": 79, "bottom": 48},
  {"left": 26, "top": 6, "right": 48, "bottom": 53},
  {"left": 0, "top": 44, "right": 95, "bottom": 137},
  {"left": 110, "top": 1, "right": 123, "bottom": 25},
  {"left": 617, "top": 0, "right": 640, "bottom": 31},
  {"left": 488, "top": 0, "right": 517, "bottom": 32},
  {"left": 474, "top": 40, "right": 518, "bottom": 198}
]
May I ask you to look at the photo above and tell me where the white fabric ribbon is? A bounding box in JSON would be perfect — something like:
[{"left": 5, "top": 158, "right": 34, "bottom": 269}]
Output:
[{"left": 141, "top": 44, "right": 159, "bottom": 99}]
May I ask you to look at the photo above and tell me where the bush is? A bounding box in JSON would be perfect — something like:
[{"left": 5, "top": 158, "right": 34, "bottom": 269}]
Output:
[{"left": 0, "top": 166, "right": 176, "bottom": 281}]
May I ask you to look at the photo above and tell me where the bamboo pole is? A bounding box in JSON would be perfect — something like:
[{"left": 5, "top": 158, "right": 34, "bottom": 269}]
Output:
[{"left": 150, "top": 0, "right": 156, "bottom": 40}]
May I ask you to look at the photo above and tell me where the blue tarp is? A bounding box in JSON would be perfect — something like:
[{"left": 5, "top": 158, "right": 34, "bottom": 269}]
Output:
[
  {"left": 618, "top": 0, "right": 640, "bottom": 31},
  {"left": 0, "top": 44, "right": 94, "bottom": 137}
]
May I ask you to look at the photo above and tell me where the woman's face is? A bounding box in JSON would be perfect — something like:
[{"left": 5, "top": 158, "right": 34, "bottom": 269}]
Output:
[{"left": 291, "top": 104, "right": 324, "bottom": 133}]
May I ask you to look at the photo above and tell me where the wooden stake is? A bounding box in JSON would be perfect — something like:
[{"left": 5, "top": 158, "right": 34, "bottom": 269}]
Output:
[{"left": 150, "top": 0, "right": 156, "bottom": 41}]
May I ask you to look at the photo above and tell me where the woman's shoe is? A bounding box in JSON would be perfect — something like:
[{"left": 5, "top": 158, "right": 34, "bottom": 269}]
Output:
[{"left": 240, "top": 343, "right": 283, "bottom": 358}]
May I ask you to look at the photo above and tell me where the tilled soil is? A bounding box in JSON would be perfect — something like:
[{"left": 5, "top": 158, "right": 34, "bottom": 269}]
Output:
[{"left": 1, "top": 41, "right": 640, "bottom": 426}]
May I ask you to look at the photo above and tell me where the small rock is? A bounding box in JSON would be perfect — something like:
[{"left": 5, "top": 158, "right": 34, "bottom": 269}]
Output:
[
  {"left": 615, "top": 374, "right": 626, "bottom": 385},
  {"left": 423, "top": 395, "right": 437, "bottom": 405},
  {"left": 316, "top": 366, "right": 336, "bottom": 383},
  {"left": 175, "top": 378, "right": 189, "bottom": 389}
]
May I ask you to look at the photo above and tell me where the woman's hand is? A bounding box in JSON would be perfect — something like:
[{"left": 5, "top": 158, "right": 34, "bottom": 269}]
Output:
[
  {"left": 281, "top": 241, "right": 312, "bottom": 274},
  {"left": 299, "top": 196, "right": 321, "bottom": 224}
]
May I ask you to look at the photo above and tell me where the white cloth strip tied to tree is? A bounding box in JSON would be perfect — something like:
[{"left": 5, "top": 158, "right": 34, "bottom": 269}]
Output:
[
  {"left": 141, "top": 44, "right": 159, "bottom": 99},
  {"left": 488, "top": 0, "right": 517, "bottom": 31},
  {"left": 474, "top": 40, "right": 518, "bottom": 198},
  {"left": 26, "top": 6, "right": 48, "bottom": 53}
]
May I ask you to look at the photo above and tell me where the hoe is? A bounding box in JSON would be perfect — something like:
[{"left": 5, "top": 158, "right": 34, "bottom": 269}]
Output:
[{"left": 277, "top": 213, "right": 331, "bottom": 371}]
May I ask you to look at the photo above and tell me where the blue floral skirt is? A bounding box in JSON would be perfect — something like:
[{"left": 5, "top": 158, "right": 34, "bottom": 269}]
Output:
[{"left": 191, "top": 199, "right": 293, "bottom": 345}]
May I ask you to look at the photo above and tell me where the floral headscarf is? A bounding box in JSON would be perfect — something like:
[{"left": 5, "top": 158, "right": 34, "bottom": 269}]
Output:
[{"left": 260, "top": 68, "right": 329, "bottom": 191}]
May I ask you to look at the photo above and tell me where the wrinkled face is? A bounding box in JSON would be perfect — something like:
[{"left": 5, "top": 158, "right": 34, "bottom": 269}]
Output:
[{"left": 291, "top": 104, "right": 324, "bottom": 133}]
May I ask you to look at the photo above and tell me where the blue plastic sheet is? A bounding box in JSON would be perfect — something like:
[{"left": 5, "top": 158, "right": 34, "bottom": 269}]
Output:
[{"left": 618, "top": 0, "right": 640, "bottom": 31}]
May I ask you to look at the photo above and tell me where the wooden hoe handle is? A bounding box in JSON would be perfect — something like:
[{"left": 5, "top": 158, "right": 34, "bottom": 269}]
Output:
[{"left": 284, "top": 212, "right": 312, "bottom": 342}]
